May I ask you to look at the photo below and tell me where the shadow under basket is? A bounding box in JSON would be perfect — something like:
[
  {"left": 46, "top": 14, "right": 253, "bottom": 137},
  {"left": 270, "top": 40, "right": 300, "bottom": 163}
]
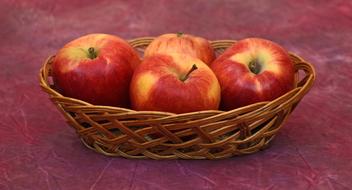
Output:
[{"left": 39, "top": 37, "right": 315, "bottom": 160}]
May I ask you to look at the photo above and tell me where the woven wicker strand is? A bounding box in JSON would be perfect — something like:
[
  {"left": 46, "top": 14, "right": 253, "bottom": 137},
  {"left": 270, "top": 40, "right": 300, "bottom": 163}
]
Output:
[{"left": 39, "top": 37, "right": 315, "bottom": 160}]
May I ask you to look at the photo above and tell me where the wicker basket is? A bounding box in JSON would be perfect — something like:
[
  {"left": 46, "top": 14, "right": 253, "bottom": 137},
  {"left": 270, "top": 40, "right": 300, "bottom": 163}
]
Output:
[{"left": 39, "top": 37, "right": 315, "bottom": 160}]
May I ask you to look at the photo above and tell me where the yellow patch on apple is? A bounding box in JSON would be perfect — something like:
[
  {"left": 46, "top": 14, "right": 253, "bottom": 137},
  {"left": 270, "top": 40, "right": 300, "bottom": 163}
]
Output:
[
  {"left": 61, "top": 47, "right": 96, "bottom": 60},
  {"left": 208, "top": 79, "right": 221, "bottom": 103},
  {"left": 229, "top": 48, "right": 281, "bottom": 75},
  {"left": 134, "top": 72, "right": 158, "bottom": 104}
]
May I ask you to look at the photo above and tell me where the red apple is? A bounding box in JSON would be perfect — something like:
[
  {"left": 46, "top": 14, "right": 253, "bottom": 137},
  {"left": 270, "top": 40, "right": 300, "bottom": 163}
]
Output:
[
  {"left": 144, "top": 33, "right": 215, "bottom": 65},
  {"left": 52, "top": 33, "right": 140, "bottom": 107},
  {"left": 130, "top": 53, "right": 221, "bottom": 113},
  {"left": 211, "top": 38, "right": 295, "bottom": 110}
]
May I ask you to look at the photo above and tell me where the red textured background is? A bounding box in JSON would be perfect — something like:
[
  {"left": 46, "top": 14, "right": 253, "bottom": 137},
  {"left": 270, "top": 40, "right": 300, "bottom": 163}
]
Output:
[{"left": 1, "top": 0, "right": 352, "bottom": 189}]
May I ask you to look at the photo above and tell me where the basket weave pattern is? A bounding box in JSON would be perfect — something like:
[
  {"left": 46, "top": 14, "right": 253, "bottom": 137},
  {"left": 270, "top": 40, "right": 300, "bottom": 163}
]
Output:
[{"left": 39, "top": 38, "right": 315, "bottom": 159}]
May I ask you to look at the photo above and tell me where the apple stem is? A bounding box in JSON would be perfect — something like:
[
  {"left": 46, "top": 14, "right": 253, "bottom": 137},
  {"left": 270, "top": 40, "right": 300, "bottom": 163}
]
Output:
[
  {"left": 176, "top": 32, "right": 184, "bottom": 37},
  {"left": 248, "top": 59, "right": 262, "bottom": 74},
  {"left": 180, "top": 64, "right": 198, "bottom": 82},
  {"left": 88, "top": 47, "right": 97, "bottom": 59}
]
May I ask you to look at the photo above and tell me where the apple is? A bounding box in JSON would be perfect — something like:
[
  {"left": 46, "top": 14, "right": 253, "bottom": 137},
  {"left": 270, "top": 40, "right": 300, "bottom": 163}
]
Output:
[
  {"left": 130, "top": 53, "right": 221, "bottom": 114},
  {"left": 52, "top": 33, "right": 140, "bottom": 107},
  {"left": 211, "top": 38, "right": 295, "bottom": 110},
  {"left": 144, "top": 33, "right": 215, "bottom": 65}
]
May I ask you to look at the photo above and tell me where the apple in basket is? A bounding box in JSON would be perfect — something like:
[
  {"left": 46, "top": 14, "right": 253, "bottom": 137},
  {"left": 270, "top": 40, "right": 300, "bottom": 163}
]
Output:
[
  {"left": 144, "top": 33, "right": 215, "bottom": 65},
  {"left": 130, "top": 53, "right": 221, "bottom": 114},
  {"left": 211, "top": 38, "right": 295, "bottom": 110},
  {"left": 51, "top": 33, "right": 140, "bottom": 107}
]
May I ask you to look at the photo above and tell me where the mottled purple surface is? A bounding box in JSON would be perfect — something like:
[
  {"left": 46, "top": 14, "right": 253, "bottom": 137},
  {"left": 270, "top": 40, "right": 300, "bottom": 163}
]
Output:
[{"left": 1, "top": 0, "right": 352, "bottom": 189}]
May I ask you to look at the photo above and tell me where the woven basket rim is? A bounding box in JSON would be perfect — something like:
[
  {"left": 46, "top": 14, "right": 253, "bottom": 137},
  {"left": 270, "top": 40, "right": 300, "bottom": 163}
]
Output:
[{"left": 39, "top": 37, "right": 316, "bottom": 117}]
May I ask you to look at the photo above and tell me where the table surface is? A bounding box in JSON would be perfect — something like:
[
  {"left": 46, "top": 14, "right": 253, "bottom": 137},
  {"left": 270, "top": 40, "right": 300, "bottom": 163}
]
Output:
[{"left": 1, "top": 0, "right": 352, "bottom": 189}]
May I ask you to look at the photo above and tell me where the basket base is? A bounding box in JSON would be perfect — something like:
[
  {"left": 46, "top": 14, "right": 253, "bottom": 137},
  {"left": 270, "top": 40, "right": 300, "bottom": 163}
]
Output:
[{"left": 79, "top": 134, "right": 275, "bottom": 160}]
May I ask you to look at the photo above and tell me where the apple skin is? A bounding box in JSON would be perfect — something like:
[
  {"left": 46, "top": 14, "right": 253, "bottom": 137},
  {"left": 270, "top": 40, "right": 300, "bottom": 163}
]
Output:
[
  {"left": 144, "top": 33, "right": 215, "bottom": 65},
  {"left": 130, "top": 53, "right": 221, "bottom": 114},
  {"left": 52, "top": 33, "right": 140, "bottom": 107},
  {"left": 211, "top": 38, "right": 295, "bottom": 110}
]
